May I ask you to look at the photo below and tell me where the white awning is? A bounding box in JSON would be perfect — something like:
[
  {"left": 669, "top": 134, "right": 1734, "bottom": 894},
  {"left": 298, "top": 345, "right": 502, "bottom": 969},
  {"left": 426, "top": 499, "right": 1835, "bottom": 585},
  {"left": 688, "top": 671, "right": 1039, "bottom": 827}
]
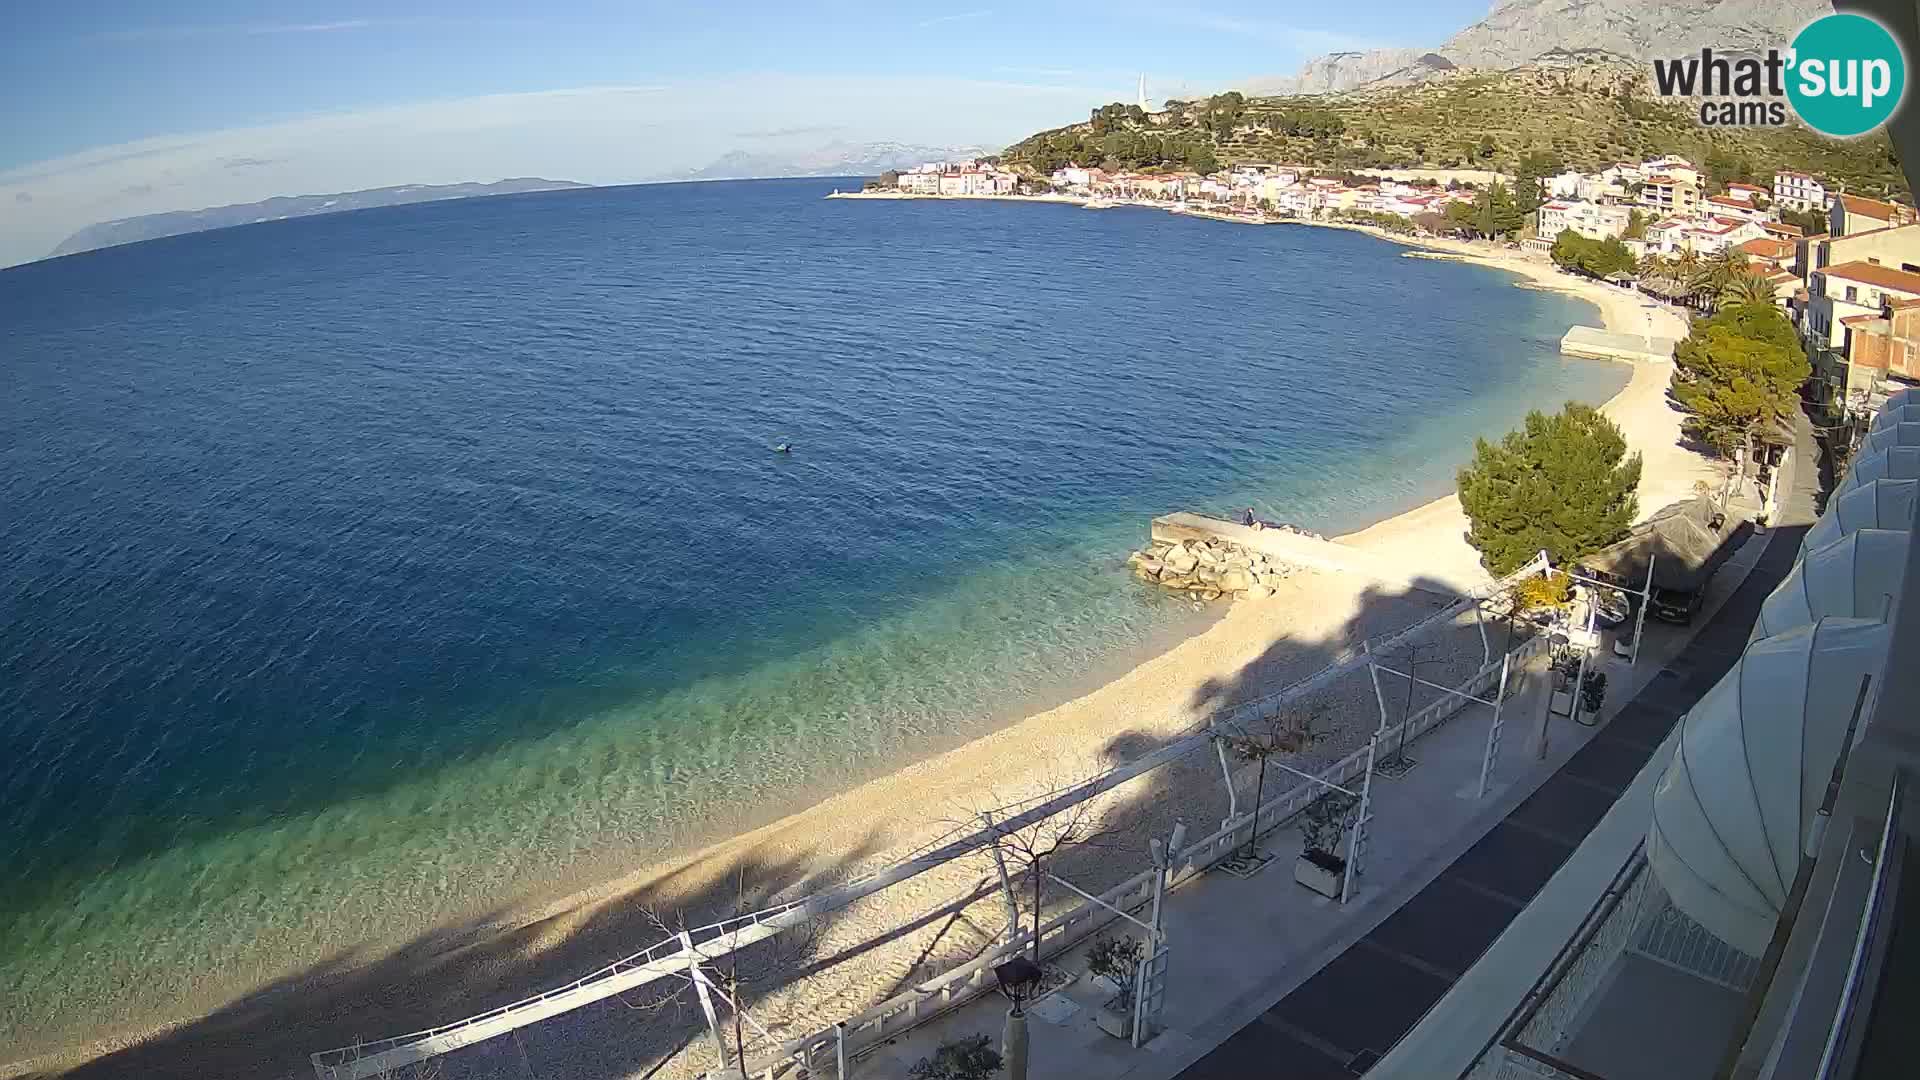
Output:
[
  {"left": 1752, "top": 529, "right": 1909, "bottom": 640},
  {"left": 1803, "top": 479, "right": 1919, "bottom": 552},
  {"left": 1648, "top": 618, "right": 1890, "bottom": 956},
  {"left": 1861, "top": 421, "right": 1920, "bottom": 455},
  {"left": 1838, "top": 445, "right": 1920, "bottom": 493}
]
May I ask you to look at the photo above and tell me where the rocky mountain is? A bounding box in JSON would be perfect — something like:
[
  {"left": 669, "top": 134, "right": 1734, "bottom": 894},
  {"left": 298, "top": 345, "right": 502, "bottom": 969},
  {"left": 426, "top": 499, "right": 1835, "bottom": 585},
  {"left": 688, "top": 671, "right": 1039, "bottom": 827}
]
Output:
[
  {"left": 1252, "top": 0, "right": 1827, "bottom": 95},
  {"left": 50, "top": 178, "right": 589, "bottom": 259},
  {"left": 681, "top": 140, "right": 992, "bottom": 181}
]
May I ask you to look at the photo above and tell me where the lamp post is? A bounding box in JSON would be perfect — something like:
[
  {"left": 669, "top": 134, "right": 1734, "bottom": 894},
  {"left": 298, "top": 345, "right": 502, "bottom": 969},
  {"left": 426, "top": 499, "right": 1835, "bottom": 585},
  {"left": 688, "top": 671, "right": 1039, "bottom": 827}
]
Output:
[{"left": 995, "top": 956, "right": 1044, "bottom": 1080}]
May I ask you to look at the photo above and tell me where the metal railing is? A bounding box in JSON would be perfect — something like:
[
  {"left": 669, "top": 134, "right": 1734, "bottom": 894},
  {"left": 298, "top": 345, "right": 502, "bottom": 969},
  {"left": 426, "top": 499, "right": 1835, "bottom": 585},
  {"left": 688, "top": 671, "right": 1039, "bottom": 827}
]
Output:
[
  {"left": 728, "top": 644, "right": 1537, "bottom": 1079},
  {"left": 315, "top": 558, "right": 1551, "bottom": 1079}
]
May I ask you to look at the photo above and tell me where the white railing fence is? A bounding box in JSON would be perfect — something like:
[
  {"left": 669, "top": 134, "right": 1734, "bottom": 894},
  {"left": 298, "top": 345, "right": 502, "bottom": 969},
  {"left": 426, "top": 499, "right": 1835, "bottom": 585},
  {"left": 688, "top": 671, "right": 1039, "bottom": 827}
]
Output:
[{"left": 726, "top": 635, "right": 1546, "bottom": 1079}]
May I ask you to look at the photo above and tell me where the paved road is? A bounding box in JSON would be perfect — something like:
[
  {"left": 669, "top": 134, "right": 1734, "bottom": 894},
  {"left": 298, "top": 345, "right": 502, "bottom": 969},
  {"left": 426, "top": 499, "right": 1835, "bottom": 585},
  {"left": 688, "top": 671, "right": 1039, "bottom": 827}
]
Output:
[{"left": 1174, "top": 419, "right": 1820, "bottom": 1079}]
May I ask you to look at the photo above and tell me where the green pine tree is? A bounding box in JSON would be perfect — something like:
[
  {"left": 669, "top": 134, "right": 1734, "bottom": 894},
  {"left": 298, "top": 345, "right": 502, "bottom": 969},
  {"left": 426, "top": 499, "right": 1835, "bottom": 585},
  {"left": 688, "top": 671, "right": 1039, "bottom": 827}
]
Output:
[
  {"left": 1457, "top": 403, "right": 1644, "bottom": 575},
  {"left": 1669, "top": 303, "right": 1810, "bottom": 459}
]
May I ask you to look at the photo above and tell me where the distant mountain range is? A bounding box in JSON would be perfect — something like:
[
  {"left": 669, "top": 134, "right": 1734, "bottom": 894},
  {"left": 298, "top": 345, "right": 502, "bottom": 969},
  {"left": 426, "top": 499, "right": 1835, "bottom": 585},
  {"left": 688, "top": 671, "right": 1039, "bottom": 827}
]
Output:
[
  {"left": 1250, "top": 0, "right": 1828, "bottom": 95},
  {"left": 680, "top": 140, "right": 992, "bottom": 181},
  {"left": 49, "top": 178, "right": 591, "bottom": 259}
]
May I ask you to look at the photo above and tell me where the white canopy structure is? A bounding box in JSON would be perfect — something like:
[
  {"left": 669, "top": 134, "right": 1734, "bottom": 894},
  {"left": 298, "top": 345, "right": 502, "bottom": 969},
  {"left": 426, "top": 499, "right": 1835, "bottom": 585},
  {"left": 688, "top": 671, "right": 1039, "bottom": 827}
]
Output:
[
  {"left": 1751, "top": 530, "right": 1909, "bottom": 640},
  {"left": 1869, "top": 402, "right": 1920, "bottom": 430},
  {"left": 1837, "top": 445, "right": 1920, "bottom": 494},
  {"left": 1860, "top": 421, "right": 1920, "bottom": 455},
  {"left": 1648, "top": 618, "right": 1890, "bottom": 956},
  {"left": 1803, "top": 479, "right": 1919, "bottom": 552}
]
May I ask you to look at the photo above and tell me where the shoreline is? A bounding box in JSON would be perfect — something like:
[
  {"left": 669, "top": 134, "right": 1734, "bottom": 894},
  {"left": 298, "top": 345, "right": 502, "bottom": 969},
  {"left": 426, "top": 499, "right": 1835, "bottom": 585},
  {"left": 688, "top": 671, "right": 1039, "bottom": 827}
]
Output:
[{"left": 17, "top": 200, "right": 1713, "bottom": 1080}]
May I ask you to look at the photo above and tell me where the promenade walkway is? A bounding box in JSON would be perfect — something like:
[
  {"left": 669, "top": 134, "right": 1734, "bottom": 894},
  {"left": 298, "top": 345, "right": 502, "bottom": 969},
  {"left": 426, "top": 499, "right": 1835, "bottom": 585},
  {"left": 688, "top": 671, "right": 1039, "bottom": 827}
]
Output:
[{"left": 862, "top": 422, "right": 1813, "bottom": 1080}]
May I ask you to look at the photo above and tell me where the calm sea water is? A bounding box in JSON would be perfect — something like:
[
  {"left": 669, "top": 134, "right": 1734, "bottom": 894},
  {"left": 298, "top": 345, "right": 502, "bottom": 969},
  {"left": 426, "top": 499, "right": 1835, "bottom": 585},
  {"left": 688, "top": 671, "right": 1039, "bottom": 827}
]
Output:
[{"left": 0, "top": 178, "right": 1622, "bottom": 1052}]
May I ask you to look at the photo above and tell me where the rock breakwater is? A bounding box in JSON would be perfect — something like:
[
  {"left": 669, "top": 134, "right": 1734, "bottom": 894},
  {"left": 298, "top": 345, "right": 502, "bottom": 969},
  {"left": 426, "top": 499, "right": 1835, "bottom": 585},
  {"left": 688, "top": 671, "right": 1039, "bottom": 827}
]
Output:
[{"left": 1127, "top": 534, "right": 1299, "bottom": 602}]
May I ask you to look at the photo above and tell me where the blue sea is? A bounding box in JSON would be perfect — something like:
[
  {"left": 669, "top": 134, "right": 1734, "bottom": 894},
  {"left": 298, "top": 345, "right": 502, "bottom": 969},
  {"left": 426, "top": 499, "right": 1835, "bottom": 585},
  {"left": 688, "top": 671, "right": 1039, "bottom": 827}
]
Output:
[{"left": 0, "top": 178, "right": 1623, "bottom": 1055}]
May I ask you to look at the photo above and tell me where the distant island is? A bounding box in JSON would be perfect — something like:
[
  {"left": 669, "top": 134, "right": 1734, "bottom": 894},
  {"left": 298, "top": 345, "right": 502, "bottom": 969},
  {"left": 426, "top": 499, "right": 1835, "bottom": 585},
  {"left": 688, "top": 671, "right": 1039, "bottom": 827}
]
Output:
[{"left": 49, "top": 178, "right": 591, "bottom": 259}]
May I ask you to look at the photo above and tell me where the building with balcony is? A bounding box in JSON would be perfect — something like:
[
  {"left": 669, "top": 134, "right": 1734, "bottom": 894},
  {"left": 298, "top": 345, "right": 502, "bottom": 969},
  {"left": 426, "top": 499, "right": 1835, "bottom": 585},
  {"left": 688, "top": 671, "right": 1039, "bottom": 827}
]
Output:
[
  {"left": 1774, "top": 170, "right": 1829, "bottom": 213},
  {"left": 1537, "top": 200, "right": 1632, "bottom": 241},
  {"left": 1640, "top": 174, "right": 1701, "bottom": 217}
]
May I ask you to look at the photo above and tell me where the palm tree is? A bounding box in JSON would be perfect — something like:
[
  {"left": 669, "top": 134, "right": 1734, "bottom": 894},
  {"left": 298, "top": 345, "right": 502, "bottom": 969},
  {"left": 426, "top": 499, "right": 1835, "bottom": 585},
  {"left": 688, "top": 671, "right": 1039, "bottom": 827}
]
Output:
[{"left": 1720, "top": 270, "right": 1777, "bottom": 309}]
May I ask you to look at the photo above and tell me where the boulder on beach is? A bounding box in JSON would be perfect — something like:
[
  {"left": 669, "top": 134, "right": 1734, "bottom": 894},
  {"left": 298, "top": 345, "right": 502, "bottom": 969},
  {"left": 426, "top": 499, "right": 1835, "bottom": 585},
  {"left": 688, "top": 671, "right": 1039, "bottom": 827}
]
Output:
[
  {"left": 1216, "top": 568, "right": 1252, "bottom": 592},
  {"left": 1162, "top": 546, "right": 1199, "bottom": 574}
]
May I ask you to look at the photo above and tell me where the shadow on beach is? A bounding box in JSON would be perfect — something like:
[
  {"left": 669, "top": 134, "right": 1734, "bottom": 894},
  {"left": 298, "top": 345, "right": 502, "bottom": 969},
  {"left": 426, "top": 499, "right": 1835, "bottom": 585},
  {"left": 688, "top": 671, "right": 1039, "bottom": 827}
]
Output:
[{"left": 36, "top": 574, "right": 1485, "bottom": 1080}]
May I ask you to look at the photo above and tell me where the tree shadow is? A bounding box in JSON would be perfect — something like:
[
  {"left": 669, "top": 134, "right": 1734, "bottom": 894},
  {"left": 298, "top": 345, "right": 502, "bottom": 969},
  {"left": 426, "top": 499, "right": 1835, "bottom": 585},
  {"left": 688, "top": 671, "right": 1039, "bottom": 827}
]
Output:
[{"left": 32, "top": 573, "right": 1505, "bottom": 1080}]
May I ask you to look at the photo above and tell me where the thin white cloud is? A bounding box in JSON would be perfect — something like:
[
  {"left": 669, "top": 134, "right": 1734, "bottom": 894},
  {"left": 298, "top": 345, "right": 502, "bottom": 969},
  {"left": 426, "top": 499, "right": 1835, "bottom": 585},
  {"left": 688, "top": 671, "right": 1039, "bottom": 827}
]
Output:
[
  {"left": 917, "top": 10, "right": 992, "bottom": 28},
  {"left": 0, "top": 74, "right": 1105, "bottom": 268}
]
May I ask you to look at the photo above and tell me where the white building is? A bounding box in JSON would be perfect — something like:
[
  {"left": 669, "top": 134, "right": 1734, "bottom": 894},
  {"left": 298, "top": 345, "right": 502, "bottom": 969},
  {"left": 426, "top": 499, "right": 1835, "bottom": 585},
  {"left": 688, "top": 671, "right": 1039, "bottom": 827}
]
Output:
[
  {"left": 1703, "top": 194, "right": 1767, "bottom": 223},
  {"left": 1538, "top": 200, "right": 1633, "bottom": 241},
  {"left": 1805, "top": 260, "right": 1920, "bottom": 348},
  {"left": 1642, "top": 155, "right": 1702, "bottom": 186},
  {"left": 1774, "top": 171, "right": 1828, "bottom": 213}
]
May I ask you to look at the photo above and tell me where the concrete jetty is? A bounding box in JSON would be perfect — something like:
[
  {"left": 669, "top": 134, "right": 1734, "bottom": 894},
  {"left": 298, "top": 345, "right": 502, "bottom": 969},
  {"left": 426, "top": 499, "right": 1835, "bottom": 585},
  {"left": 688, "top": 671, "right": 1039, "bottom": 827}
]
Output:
[
  {"left": 1560, "top": 325, "right": 1677, "bottom": 363},
  {"left": 1151, "top": 512, "right": 1463, "bottom": 597}
]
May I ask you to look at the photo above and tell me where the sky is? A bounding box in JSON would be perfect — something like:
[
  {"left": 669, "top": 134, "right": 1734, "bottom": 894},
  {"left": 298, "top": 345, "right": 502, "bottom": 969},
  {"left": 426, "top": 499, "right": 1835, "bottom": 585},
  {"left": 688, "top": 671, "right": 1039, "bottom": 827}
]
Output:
[{"left": 0, "top": 1, "right": 1489, "bottom": 267}]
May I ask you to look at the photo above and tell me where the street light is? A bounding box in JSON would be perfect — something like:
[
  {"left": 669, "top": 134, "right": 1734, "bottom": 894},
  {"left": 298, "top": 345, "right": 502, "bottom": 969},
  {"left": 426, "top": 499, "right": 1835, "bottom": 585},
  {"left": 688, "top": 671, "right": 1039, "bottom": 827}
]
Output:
[{"left": 995, "top": 955, "right": 1045, "bottom": 1080}]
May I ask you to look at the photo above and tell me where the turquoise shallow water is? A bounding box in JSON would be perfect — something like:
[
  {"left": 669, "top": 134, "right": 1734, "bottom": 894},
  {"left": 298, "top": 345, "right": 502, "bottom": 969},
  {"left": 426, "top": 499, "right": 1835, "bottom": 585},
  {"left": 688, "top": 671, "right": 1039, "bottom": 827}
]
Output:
[{"left": 0, "top": 179, "right": 1624, "bottom": 1053}]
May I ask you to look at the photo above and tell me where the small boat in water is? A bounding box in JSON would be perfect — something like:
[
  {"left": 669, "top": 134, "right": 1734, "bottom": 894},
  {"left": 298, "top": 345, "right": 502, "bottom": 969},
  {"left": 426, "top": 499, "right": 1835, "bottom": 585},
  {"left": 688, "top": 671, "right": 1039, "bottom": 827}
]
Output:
[
  {"left": 1083, "top": 198, "right": 1114, "bottom": 209},
  {"left": 773, "top": 443, "right": 792, "bottom": 454}
]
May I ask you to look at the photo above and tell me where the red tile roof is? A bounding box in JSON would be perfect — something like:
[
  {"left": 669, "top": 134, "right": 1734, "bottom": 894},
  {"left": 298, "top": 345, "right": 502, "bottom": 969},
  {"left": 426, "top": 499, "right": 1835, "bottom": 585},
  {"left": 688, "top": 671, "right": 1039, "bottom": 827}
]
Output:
[
  {"left": 1822, "top": 260, "right": 1920, "bottom": 293},
  {"left": 1738, "top": 238, "right": 1794, "bottom": 259},
  {"left": 1839, "top": 193, "right": 1906, "bottom": 219}
]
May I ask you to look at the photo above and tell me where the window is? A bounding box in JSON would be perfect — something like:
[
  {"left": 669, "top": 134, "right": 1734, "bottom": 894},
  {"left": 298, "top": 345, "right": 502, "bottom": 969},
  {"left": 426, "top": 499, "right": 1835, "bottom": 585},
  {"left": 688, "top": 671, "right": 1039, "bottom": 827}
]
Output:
[{"left": 1847, "top": 285, "right": 1860, "bottom": 302}]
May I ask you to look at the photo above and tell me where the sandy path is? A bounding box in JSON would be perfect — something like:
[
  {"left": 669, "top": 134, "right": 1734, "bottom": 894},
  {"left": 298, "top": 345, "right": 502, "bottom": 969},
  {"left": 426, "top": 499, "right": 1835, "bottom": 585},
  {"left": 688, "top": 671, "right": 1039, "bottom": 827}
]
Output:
[{"left": 26, "top": 225, "right": 1721, "bottom": 1080}]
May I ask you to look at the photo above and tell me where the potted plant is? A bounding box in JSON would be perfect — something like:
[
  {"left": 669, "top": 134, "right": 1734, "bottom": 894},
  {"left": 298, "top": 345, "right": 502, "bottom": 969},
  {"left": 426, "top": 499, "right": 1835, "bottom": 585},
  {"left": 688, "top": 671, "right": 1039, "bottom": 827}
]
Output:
[
  {"left": 1295, "top": 791, "right": 1359, "bottom": 899},
  {"left": 1581, "top": 670, "right": 1608, "bottom": 715},
  {"left": 1548, "top": 653, "right": 1579, "bottom": 717},
  {"left": 1086, "top": 935, "right": 1145, "bottom": 1039}
]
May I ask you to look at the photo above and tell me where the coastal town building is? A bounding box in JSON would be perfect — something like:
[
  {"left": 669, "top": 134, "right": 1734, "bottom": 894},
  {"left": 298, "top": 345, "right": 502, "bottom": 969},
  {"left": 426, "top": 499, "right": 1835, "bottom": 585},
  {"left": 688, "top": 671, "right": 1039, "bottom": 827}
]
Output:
[
  {"left": 1537, "top": 200, "right": 1631, "bottom": 241},
  {"left": 1773, "top": 169, "right": 1827, "bottom": 212},
  {"left": 1641, "top": 154, "right": 1701, "bottom": 185},
  {"left": 1638, "top": 174, "right": 1701, "bottom": 217},
  {"left": 1703, "top": 194, "right": 1766, "bottom": 223},
  {"left": 1723, "top": 181, "right": 1767, "bottom": 203},
  {"left": 1838, "top": 298, "right": 1920, "bottom": 409},
  {"left": 1644, "top": 214, "right": 1764, "bottom": 255},
  {"left": 1831, "top": 192, "right": 1917, "bottom": 236}
]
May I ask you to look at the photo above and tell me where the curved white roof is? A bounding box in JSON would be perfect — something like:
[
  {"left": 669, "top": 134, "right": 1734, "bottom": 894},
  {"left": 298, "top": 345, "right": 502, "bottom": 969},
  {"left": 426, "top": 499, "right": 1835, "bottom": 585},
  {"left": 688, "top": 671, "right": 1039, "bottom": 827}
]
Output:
[
  {"left": 1649, "top": 618, "right": 1890, "bottom": 955},
  {"left": 1861, "top": 421, "right": 1920, "bottom": 455},
  {"left": 1870, "top": 402, "right": 1920, "bottom": 430},
  {"left": 1752, "top": 529, "right": 1909, "bottom": 640},
  {"left": 1877, "top": 387, "right": 1920, "bottom": 413},
  {"left": 1803, "top": 479, "right": 1919, "bottom": 552},
  {"left": 1838, "top": 445, "right": 1920, "bottom": 493}
]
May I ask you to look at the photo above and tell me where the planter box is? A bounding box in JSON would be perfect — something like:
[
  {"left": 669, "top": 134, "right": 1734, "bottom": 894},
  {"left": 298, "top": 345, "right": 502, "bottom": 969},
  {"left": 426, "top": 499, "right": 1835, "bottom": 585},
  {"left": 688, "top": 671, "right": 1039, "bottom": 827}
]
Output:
[
  {"left": 1295, "top": 850, "right": 1347, "bottom": 899},
  {"left": 1095, "top": 997, "right": 1134, "bottom": 1039},
  {"left": 1550, "top": 688, "right": 1575, "bottom": 716}
]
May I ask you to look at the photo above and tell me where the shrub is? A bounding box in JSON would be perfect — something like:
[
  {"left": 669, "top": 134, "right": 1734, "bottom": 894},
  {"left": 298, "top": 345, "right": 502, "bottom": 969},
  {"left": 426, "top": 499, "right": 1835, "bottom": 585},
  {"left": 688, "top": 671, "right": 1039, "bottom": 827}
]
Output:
[{"left": 909, "top": 1034, "right": 1004, "bottom": 1080}]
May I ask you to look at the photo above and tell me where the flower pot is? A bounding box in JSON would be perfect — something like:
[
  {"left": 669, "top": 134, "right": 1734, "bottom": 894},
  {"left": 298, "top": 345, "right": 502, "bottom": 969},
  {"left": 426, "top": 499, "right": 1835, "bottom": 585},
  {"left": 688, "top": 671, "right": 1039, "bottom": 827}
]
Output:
[
  {"left": 1295, "top": 850, "right": 1346, "bottom": 899},
  {"left": 1096, "top": 996, "right": 1135, "bottom": 1039}
]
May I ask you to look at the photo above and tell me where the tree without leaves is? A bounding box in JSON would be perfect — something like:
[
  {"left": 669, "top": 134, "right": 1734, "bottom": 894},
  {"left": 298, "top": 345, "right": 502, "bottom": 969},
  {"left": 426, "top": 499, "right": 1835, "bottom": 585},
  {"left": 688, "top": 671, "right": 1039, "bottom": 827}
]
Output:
[
  {"left": 974, "top": 782, "right": 1124, "bottom": 962},
  {"left": 1457, "top": 403, "right": 1643, "bottom": 576},
  {"left": 634, "top": 870, "right": 823, "bottom": 1080},
  {"left": 1213, "top": 702, "right": 1328, "bottom": 859}
]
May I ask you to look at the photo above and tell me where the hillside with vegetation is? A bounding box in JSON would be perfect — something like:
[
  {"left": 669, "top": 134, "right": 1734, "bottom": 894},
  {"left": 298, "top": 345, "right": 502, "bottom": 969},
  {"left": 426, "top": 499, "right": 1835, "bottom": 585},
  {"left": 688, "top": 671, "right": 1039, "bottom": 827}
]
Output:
[{"left": 1003, "top": 64, "right": 1905, "bottom": 197}]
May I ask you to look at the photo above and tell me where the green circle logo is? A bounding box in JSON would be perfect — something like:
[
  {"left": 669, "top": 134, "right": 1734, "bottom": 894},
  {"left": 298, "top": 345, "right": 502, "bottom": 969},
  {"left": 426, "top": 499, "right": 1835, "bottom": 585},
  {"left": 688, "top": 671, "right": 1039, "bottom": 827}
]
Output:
[{"left": 1787, "top": 13, "right": 1906, "bottom": 137}]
